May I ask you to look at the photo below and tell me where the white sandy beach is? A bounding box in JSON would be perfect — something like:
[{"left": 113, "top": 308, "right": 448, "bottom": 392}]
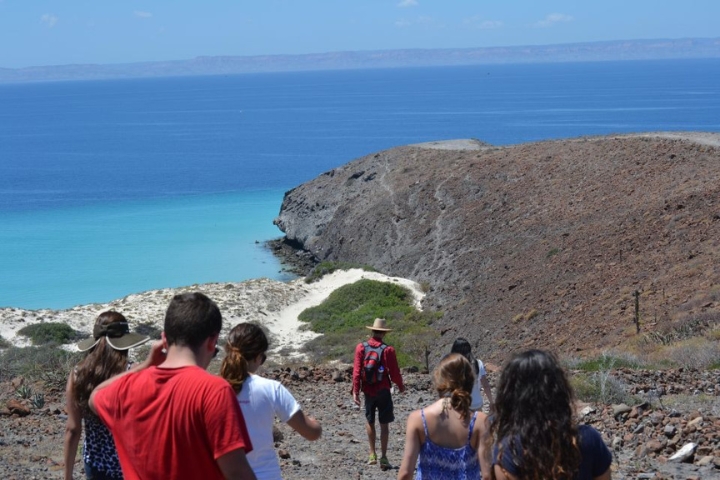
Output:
[{"left": 0, "top": 269, "right": 425, "bottom": 359}]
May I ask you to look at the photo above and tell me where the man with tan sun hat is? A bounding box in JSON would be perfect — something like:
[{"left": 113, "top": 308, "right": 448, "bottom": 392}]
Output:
[{"left": 352, "top": 318, "right": 405, "bottom": 471}]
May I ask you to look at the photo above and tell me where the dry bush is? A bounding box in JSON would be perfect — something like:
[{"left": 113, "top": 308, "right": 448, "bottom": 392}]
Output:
[
  {"left": 653, "top": 337, "right": 720, "bottom": 370},
  {"left": 571, "top": 371, "right": 635, "bottom": 405},
  {"left": 642, "top": 311, "right": 720, "bottom": 346}
]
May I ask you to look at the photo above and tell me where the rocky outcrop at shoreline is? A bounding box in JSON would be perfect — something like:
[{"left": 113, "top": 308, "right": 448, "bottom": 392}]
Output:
[{"left": 273, "top": 133, "right": 720, "bottom": 362}]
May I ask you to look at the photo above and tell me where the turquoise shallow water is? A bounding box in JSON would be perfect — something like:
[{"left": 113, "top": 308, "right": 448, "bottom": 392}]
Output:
[
  {"left": 1, "top": 60, "right": 719, "bottom": 309},
  {"left": 0, "top": 190, "right": 288, "bottom": 309}
]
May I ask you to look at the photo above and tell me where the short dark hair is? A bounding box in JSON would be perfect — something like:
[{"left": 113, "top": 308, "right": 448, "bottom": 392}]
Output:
[
  {"left": 164, "top": 292, "right": 222, "bottom": 350},
  {"left": 450, "top": 337, "right": 480, "bottom": 375}
]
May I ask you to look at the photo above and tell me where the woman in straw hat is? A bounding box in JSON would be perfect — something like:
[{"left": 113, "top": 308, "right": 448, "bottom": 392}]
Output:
[{"left": 63, "top": 311, "right": 149, "bottom": 480}]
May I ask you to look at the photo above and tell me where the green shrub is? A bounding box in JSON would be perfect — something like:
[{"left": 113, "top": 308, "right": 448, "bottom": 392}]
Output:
[
  {"left": 0, "top": 335, "right": 10, "bottom": 349},
  {"left": 304, "top": 261, "right": 377, "bottom": 284},
  {"left": 546, "top": 248, "right": 561, "bottom": 258},
  {"left": 570, "top": 353, "right": 643, "bottom": 372},
  {"left": 299, "top": 279, "right": 414, "bottom": 332},
  {"left": 17, "top": 322, "right": 78, "bottom": 345},
  {"left": 298, "top": 280, "right": 441, "bottom": 368},
  {"left": 0, "top": 346, "right": 81, "bottom": 387}
]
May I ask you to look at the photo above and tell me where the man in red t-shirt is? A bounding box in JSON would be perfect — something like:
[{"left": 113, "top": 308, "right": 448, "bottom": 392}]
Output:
[
  {"left": 352, "top": 318, "right": 405, "bottom": 471},
  {"left": 90, "top": 292, "right": 256, "bottom": 480}
]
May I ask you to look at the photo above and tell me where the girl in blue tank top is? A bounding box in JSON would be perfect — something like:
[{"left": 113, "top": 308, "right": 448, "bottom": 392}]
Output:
[{"left": 397, "top": 353, "right": 491, "bottom": 479}]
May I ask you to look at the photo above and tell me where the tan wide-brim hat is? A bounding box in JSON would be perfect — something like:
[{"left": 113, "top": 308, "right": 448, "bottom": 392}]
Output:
[
  {"left": 366, "top": 318, "right": 393, "bottom": 332},
  {"left": 77, "top": 321, "right": 150, "bottom": 352}
]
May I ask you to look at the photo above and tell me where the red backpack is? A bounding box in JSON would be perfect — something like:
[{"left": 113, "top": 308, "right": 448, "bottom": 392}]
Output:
[{"left": 362, "top": 341, "right": 387, "bottom": 385}]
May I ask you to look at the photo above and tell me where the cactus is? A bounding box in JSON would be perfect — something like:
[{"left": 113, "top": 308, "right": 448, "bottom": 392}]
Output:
[
  {"left": 31, "top": 392, "right": 46, "bottom": 409},
  {"left": 15, "top": 383, "right": 33, "bottom": 399}
]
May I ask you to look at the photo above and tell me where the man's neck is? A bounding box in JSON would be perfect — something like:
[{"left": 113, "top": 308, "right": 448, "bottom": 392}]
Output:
[{"left": 158, "top": 344, "right": 204, "bottom": 369}]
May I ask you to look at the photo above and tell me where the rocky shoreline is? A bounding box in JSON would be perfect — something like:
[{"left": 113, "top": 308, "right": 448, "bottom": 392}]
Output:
[{"left": 267, "top": 238, "right": 318, "bottom": 277}]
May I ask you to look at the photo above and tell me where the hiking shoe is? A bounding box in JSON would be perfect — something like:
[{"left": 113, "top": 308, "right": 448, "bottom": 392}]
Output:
[
  {"left": 367, "top": 453, "right": 377, "bottom": 465},
  {"left": 379, "top": 456, "right": 391, "bottom": 470}
]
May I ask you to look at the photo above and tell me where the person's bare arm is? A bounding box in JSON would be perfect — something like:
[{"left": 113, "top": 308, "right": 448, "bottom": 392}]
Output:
[
  {"left": 286, "top": 410, "right": 322, "bottom": 440},
  {"left": 397, "top": 410, "right": 422, "bottom": 480},
  {"left": 216, "top": 448, "right": 257, "bottom": 480},
  {"left": 89, "top": 341, "right": 164, "bottom": 414},
  {"left": 63, "top": 373, "right": 82, "bottom": 480},
  {"left": 480, "top": 375, "right": 494, "bottom": 410},
  {"left": 475, "top": 413, "right": 492, "bottom": 480}
]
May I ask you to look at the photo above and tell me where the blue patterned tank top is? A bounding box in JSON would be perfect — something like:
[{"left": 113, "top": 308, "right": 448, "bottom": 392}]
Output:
[
  {"left": 415, "top": 409, "right": 481, "bottom": 480},
  {"left": 83, "top": 413, "right": 123, "bottom": 478}
]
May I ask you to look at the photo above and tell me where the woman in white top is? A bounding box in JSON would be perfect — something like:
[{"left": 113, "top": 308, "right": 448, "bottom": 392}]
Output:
[
  {"left": 451, "top": 338, "right": 494, "bottom": 412},
  {"left": 220, "top": 323, "right": 322, "bottom": 479}
]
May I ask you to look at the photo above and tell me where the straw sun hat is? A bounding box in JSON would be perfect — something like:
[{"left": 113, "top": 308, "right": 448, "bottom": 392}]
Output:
[
  {"left": 366, "top": 318, "right": 393, "bottom": 332},
  {"left": 77, "top": 321, "right": 150, "bottom": 352}
]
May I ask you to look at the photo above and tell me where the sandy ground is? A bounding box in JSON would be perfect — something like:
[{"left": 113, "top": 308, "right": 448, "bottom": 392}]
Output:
[{"left": 0, "top": 269, "right": 425, "bottom": 358}]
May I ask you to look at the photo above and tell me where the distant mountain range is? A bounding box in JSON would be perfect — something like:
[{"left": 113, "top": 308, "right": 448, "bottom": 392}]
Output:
[{"left": 2, "top": 37, "right": 719, "bottom": 84}]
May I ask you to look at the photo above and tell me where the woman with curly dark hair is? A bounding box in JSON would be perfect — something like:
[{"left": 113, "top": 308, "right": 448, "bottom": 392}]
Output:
[
  {"left": 220, "top": 322, "right": 321, "bottom": 479},
  {"left": 63, "top": 311, "right": 149, "bottom": 480},
  {"left": 491, "top": 349, "right": 612, "bottom": 480},
  {"left": 397, "top": 353, "right": 491, "bottom": 479}
]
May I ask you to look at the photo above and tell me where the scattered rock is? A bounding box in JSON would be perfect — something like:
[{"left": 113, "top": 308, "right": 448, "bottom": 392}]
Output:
[
  {"left": 6, "top": 400, "right": 31, "bottom": 417},
  {"left": 613, "top": 404, "right": 632, "bottom": 418},
  {"left": 669, "top": 443, "right": 697, "bottom": 463}
]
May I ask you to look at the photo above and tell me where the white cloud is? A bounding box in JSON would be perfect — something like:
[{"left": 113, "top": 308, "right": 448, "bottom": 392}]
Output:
[
  {"left": 395, "top": 15, "right": 441, "bottom": 28},
  {"left": 464, "top": 16, "right": 504, "bottom": 30},
  {"left": 134, "top": 11, "right": 153, "bottom": 19},
  {"left": 397, "top": 0, "right": 418, "bottom": 7},
  {"left": 534, "top": 13, "right": 573, "bottom": 28},
  {"left": 40, "top": 13, "right": 58, "bottom": 28}
]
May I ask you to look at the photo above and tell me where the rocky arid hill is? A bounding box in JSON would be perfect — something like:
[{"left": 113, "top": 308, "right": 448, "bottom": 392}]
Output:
[{"left": 274, "top": 133, "right": 720, "bottom": 362}]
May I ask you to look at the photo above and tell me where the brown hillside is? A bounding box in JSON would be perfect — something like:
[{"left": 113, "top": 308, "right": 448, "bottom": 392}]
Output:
[{"left": 274, "top": 134, "right": 720, "bottom": 362}]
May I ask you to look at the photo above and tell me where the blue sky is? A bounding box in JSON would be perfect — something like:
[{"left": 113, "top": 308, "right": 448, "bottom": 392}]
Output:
[{"left": 1, "top": 1, "right": 718, "bottom": 68}]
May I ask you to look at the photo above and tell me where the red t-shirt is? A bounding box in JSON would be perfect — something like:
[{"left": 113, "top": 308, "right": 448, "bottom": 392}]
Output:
[
  {"left": 352, "top": 337, "right": 404, "bottom": 396},
  {"left": 94, "top": 366, "right": 252, "bottom": 480}
]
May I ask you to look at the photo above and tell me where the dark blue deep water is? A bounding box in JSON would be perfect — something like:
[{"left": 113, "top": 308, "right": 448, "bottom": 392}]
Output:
[{"left": 1, "top": 59, "right": 719, "bottom": 309}]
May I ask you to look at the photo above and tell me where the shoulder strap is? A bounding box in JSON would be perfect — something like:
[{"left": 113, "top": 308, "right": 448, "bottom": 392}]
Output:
[
  {"left": 467, "top": 411, "right": 478, "bottom": 443},
  {"left": 420, "top": 409, "right": 429, "bottom": 438}
]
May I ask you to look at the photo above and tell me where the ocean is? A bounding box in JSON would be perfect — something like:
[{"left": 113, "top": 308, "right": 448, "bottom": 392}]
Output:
[{"left": 1, "top": 59, "right": 719, "bottom": 309}]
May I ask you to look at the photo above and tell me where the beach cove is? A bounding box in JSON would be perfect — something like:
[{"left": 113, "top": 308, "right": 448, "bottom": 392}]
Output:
[{"left": 0, "top": 269, "right": 425, "bottom": 357}]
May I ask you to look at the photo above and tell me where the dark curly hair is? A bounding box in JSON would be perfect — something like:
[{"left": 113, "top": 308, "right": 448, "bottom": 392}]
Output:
[
  {"left": 220, "top": 323, "right": 269, "bottom": 394},
  {"left": 491, "top": 349, "right": 580, "bottom": 480},
  {"left": 433, "top": 353, "right": 475, "bottom": 420},
  {"left": 73, "top": 312, "right": 128, "bottom": 413}
]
